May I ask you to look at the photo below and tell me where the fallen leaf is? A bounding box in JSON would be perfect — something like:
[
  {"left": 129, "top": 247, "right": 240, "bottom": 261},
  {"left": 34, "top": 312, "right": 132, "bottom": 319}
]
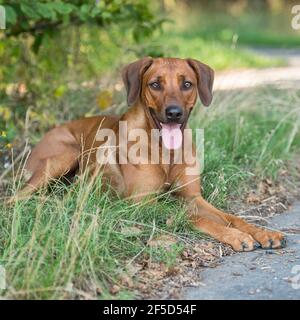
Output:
[
  {"left": 120, "top": 274, "right": 133, "bottom": 288},
  {"left": 166, "top": 216, "right": 175, "bottom": 226},
  {"left": 147, "top": 235, "right": 177, "bottom": 249},
  {"left": 126, "top": 262, "right": 143, "bottom": 276},
  {"left": 109, "top": 284, "right": 120, "bottom": 295},
  {"left": 246, "top": 191, "right": 261, "bottom": 204}
]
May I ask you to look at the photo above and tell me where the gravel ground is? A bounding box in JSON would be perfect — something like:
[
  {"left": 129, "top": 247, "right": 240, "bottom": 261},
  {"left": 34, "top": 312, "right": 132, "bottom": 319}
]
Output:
[{"left": 183, "top": 202, "right": 300, "bottom": 300}]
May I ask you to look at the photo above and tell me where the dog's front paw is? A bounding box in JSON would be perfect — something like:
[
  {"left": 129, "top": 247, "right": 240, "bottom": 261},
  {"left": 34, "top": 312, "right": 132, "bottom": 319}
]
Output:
[
  {"left": 253, "top": 230, "right": 286, "bottom": 249},
  {"left": 222, "top": 229, "right": 260, "bottom": 252}
]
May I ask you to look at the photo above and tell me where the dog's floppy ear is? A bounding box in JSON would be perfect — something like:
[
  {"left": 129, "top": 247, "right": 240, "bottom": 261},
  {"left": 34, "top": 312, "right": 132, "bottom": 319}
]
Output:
[
  {"left": 187, "top": 59, "right": 214, "bottom": 107},
  {"left": 122, "top": 57, "right": 153, "bottom": 106}
]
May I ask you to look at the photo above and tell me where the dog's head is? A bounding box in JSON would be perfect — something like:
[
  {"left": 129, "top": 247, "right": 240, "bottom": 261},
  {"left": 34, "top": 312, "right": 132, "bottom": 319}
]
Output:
[{"left": 122, "top": 57, "right": 214, "bottom": 149}]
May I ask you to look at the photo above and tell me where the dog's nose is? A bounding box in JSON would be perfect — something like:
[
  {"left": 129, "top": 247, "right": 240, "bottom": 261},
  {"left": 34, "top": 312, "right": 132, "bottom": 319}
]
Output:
[{"left": 165, "top": 105, "right": 183, "bottom": 122}]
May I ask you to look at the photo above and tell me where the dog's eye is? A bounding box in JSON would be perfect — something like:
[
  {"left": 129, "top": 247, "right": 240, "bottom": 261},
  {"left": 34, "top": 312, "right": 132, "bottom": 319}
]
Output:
[
  {"left": 149, "top": 82, "right": 161, "bottom": 90},
  {"left": 183, "top": 81, "right": 192, "bottom": 89}
]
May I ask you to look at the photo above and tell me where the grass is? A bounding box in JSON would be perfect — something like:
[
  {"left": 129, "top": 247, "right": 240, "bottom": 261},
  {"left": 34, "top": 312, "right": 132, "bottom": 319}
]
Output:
[
  {"left": 1, "top": 85, "right": 300, "bottom": 299},
  {"left": 1, "top": 174, "right": 188, "bottom": 299}
]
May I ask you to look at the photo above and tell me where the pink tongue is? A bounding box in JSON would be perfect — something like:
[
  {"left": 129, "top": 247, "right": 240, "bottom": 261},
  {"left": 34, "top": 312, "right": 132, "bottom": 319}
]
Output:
[{"left": 161, "top": 123, "right": 182, "bottom": 150}]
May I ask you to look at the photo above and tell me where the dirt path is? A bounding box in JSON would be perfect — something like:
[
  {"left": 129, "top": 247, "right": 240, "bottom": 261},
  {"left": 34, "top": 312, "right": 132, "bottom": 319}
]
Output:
[
  {"left": 183, "top": 202, "right": 300, "bottom": 300},
  {"left": 215, "top": 48, "right": 300, "bottom": 90}
]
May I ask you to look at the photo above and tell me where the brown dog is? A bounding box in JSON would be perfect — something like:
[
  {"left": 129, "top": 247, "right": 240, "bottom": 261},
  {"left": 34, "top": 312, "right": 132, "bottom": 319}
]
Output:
[{"left": 15, "top": 57, "right": 285, "bottom": 251}]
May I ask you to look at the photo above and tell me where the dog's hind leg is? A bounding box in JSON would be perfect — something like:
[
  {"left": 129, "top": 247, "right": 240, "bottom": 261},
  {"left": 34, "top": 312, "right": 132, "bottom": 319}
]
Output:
[{"left": 9, "top": 126, "right": 80, "bottom": 202}]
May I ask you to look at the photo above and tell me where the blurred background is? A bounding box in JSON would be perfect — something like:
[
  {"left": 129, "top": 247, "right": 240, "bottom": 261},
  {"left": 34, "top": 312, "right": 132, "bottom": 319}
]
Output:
[{"left": 0, "top": 0, "right": 300, "bottom": 173}]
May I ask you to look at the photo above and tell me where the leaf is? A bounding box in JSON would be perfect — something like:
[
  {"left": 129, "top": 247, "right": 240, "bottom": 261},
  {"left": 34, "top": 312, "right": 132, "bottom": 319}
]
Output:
[
  {"left": 245, "top": 191, "right": 261, "bottom": 204},
  {"left": 101, "top": 11, "right": 112, "bottom": 20},
  {"left": 91, "top": 6, "right": 102, "bottom": 18},
  {"left": 109, "top": 284, "right": 120, "bottom": 295},
  {"left": 52, "top": 2, "right": 75, "bottom": 15},
  {"left": 147, "top": 235, "right": 177, "bottom": 249},
  {"left": 119, "top": 274, "right": 133, "bottom": 288},
  {"left": 79, "top": 4, "right": 92, "bottom": 20},
  {"left": 20, "top": 3, "right": 40, "bottom": 20},
  {"left": 4, "top": 5, "right": 17, "bottom": 25},
  {"left": 42, "top": 3, "right": 58, "bottom": 20},
  {"left": 35, "top": 3, "right": 55, "bottom": 20},
  {"left": 166, "top": 216, "right": 175, "bottom": 226},
  {"left": 54, "top": 85, "right": 67, "bottom": 98}
]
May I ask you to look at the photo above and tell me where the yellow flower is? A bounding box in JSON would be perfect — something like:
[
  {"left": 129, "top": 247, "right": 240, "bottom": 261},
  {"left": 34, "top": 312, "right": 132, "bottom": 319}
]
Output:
[{"left": 6, "top": 143, "right": 12, "bottom": 149}]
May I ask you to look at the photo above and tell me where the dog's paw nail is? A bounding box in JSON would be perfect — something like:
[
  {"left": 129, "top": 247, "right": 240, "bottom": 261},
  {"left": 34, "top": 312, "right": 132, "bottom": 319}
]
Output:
[
  {"left": 242, "top": 242, "right": 249, "bottom": 250},
  {"left": 254, "top": 242, "right": 261, "bottom": 249},
  {"left": 280, "top": 238, "right": 287, "bottom": 248},
  {"left": 269, "top": 239, "right": 274, "bottom": 248}
]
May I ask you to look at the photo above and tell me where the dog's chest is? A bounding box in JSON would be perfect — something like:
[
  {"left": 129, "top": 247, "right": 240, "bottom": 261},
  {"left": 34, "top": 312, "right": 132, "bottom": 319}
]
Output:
[{"left": 120, "top": 163, "right": 172, "bottom": 197}]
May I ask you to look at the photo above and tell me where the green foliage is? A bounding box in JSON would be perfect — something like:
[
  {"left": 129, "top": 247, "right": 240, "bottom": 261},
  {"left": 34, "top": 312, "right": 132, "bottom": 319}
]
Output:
[
  {"left": 0, "top": 0, "right": 165, "bottom": 154},
  {"left": 2, "top": 0, "right": 162, "bottom": 46}
]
